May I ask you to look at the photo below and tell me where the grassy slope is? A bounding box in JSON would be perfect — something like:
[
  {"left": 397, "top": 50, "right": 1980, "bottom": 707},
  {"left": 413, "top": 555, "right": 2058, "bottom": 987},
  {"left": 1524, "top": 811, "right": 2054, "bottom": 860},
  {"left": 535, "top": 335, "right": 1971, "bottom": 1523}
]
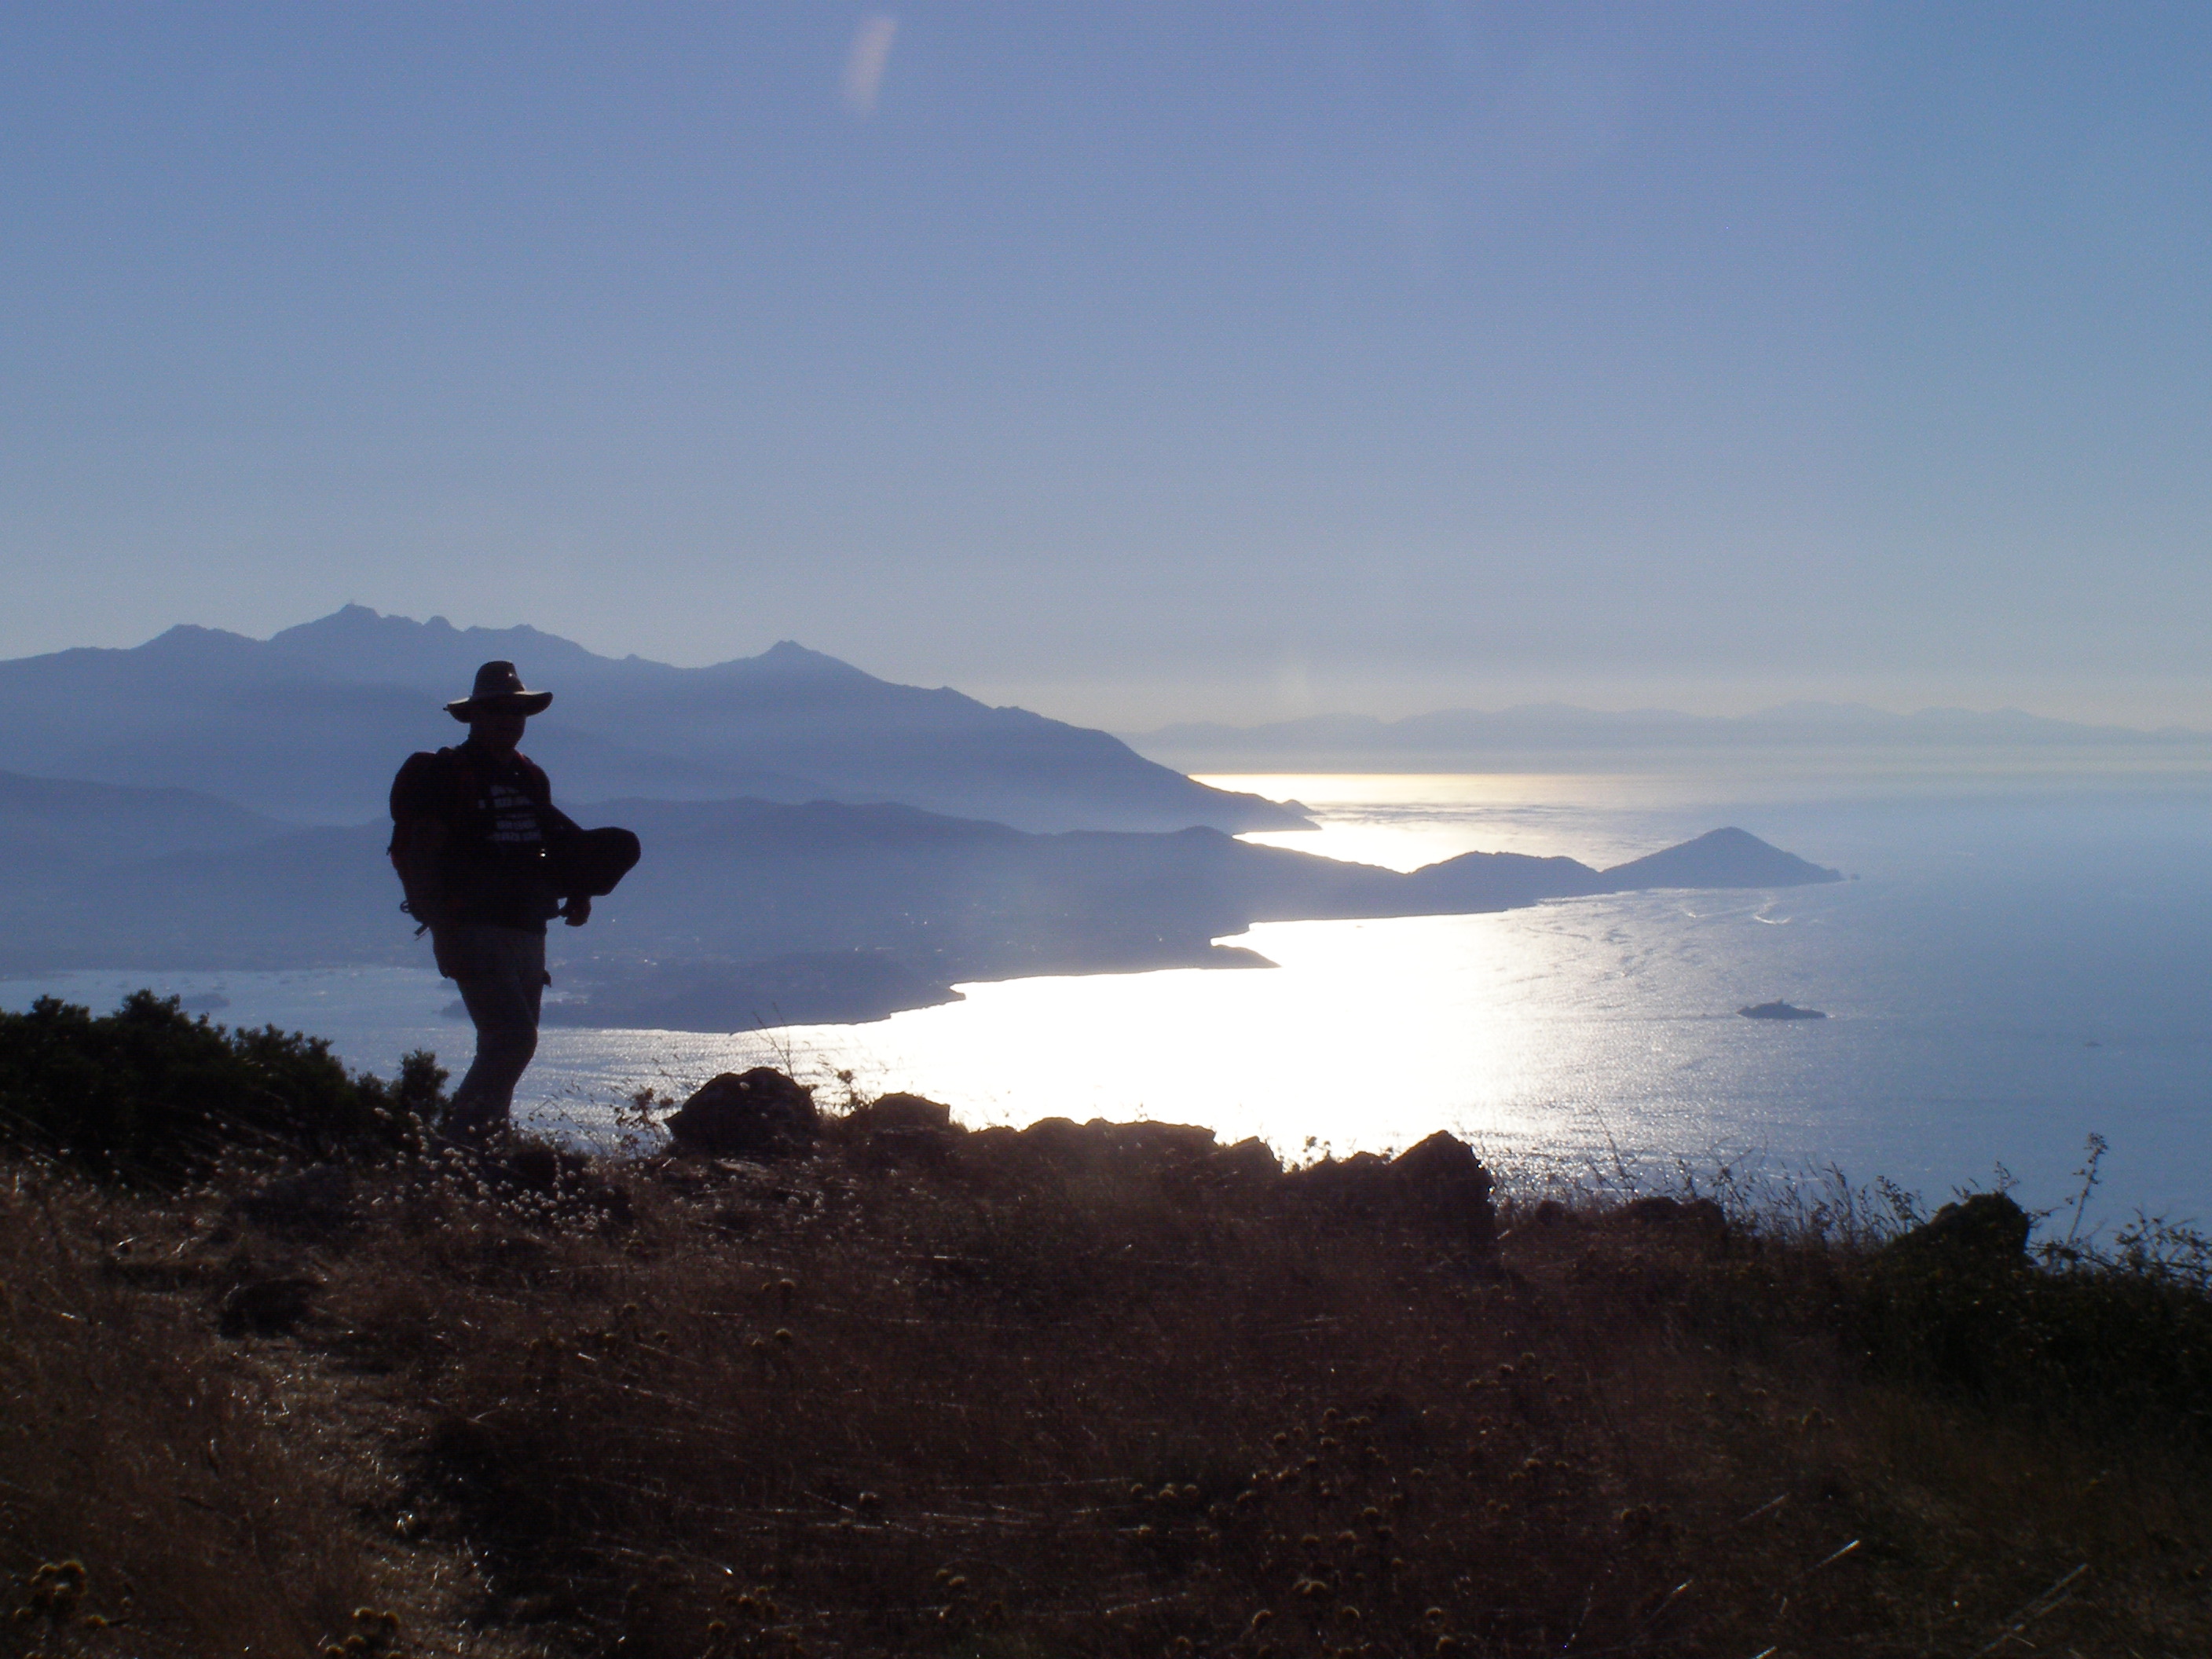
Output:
[{"left": 3, "top": 1115, "right": 2210, "bottom": 1659}]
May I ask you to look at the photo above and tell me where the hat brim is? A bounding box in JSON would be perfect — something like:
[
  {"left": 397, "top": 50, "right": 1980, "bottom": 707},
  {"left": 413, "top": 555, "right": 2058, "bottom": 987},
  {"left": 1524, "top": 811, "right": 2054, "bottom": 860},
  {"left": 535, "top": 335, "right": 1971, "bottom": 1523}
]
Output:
[{"left": 446, "top": 690, "right": 554, "bottom": 720}]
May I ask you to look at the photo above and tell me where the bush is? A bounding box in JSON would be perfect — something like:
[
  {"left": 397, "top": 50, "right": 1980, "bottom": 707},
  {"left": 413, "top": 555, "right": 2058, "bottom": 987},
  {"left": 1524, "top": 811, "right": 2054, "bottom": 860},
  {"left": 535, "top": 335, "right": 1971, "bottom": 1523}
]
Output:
[
  {"left": 1861, "top": 1192, "right": 2212, "bottom": 1443},
  {"left": 0, "top": 991, "right": 442, "bottom": 1175}
]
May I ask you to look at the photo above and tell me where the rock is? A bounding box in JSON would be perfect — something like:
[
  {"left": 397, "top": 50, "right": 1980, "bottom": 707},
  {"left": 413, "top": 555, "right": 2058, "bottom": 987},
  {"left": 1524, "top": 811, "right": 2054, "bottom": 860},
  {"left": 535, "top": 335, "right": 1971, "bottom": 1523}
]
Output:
[
  {"left": 1206, "top": 1136, "right": 1284, "bottom": 1183},
  {"left": 1011, "top": 1116, "right": 1218, "bottom": 1175},
  {"left": 1885, "top": 1192, "right": 2031, "bottom": 1274},
  {"left": 1390, "top": 1131, "right": 1496, "bottom": 1251},
  {"left": 1682, "top": 1198, "right": 1727, "bottom": 1241},
  {"left": 664, "top": 1069, "right": 819, "bottom": 1159},
  {"left": 219, "top": 1274, "right": 320, "bottom": 1337},
  {"left": 1284, "top": 1151, "right": 1391, "bottom": 1209},
  {"left": 843, "top": 1092, "right": 957, "bottom": 1166},
  {"left": 1283, "top": 1141, "right": 1503, "bottom": 1256},
  {"left": 1101, "top": 1121, "right": 1219, "bottom": 1164},
  {"left": 851, "top": 1093, "right": 954, "bottom": 1133},
  {"left": 1392, "top": 1130, "right": 1489, "bottom": 1190},
  {"left": 1284, "top": 1137, "right": 1497, "bottom": 1252},
  {"left": 1012, "top": 1115, "right": 1090, "bottom": 1170},
  {"left": 1613, "top": 1195, "right": 1730, "bottom": 1251}
]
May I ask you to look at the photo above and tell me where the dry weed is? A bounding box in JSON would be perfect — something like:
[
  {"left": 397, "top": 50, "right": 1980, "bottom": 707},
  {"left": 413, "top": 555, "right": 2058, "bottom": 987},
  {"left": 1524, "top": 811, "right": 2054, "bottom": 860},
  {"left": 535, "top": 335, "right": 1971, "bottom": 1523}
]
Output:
[{"left": 4, "top": 1111, "right": 2210, "bottom": 1658}]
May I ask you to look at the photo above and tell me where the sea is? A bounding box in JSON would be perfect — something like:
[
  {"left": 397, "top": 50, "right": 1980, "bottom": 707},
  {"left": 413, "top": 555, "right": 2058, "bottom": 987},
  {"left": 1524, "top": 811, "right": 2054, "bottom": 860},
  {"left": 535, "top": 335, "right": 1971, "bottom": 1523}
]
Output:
[{"left": 7, "top": 751, "right": 2209, "bottom": 1226}]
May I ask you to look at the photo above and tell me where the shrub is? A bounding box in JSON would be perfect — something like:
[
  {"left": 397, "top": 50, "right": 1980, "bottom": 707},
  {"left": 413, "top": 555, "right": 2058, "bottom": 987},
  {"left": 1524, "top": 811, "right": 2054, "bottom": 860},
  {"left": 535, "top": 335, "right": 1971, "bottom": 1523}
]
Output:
[
  {"left": 1860, "top": 1192, "right": 2212, "bottom": 1444},
  {"left": 0, "top": 991, "right": 442, "bottom": 1175}
]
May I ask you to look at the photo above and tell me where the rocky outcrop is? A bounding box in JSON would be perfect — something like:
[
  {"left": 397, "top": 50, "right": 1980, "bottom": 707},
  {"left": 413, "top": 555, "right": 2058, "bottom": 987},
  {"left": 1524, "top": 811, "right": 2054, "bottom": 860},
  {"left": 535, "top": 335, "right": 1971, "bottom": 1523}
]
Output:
[
  {"left": 994, "top": 1116, "right": 1223, "bottom": 1177},
  {"left": 664, "top": 1069, "right": 819, "bottom": 1159},
  {"left": 840, "top": 1092, "right": 957, "bottom": 1165},
  {"left": 1884, "top": 1192, "right": 2031, "bottom": 1275},
  {"left": 1284, "top": 1133, "right": 1496, "bottom": 1252},
  {"left": 1204, "top": 1136, "right": 1284, "bottom": 1184},
  {"left": 849, "top": 1092, "right": 953, "bottom": 1134},
  {"left": 665, "top": 1086, "right": 1499, "bottom": 1251}
]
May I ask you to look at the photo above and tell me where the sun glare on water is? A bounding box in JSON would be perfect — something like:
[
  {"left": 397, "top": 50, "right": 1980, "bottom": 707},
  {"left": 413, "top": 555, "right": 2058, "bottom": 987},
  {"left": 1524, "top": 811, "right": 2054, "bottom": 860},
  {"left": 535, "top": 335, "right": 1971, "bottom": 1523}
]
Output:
[{"left": 723, "top": 773, "right": 1845, "bottom": 1171}]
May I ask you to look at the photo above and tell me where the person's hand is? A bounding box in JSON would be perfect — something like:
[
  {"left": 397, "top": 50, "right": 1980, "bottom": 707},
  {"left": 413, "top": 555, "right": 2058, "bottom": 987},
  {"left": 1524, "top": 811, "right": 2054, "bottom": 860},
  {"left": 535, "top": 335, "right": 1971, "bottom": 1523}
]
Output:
[{"left": 562, "top": 895, "right": 592, "bottom": 927}]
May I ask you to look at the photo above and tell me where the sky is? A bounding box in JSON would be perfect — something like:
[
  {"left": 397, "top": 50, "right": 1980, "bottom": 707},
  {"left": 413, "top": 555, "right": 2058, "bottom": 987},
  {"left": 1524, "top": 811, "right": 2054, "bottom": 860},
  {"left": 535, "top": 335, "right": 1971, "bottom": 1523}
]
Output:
[{"left": 2, "top": 2, "right": 2208, "bottom": 727}]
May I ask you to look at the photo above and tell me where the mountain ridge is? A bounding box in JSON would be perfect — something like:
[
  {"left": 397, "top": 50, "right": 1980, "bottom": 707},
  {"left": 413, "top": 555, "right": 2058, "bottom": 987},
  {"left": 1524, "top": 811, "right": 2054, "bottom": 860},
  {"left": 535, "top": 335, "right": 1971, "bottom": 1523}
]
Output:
[
  {"left": 0, "top": 770, "right": 291, "bottom": 866},
  {"left": 0, "top": 606, "right": 1306, "bottom": 835},
  {"left": 0, "top": 773, "right": 1839, "bottom": 1026}
]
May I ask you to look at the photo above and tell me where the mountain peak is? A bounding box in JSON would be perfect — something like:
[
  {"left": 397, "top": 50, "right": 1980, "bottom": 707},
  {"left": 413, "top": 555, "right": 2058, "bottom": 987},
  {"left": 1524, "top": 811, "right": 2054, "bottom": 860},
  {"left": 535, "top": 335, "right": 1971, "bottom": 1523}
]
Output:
[
  {"left": 763, "top": 639, "right": 845, "bottom": 666},
  {"left": 258, "top": 606, "right": 621, "bottom": 685},
  {"left": 1600, "top": 827, "right": 1841, "bottom": 890},
  {"left": 271, "top": 604, "right": 419, "bottom": 644},
  {"left": 0, "top": 607, "right": 1307, "bottom": 835},
  {"left": 133, "top": 624, "right": 266, "bottom": 665},
  {"left": 706, "top": 639, "right": 881, "bottom": 685}
]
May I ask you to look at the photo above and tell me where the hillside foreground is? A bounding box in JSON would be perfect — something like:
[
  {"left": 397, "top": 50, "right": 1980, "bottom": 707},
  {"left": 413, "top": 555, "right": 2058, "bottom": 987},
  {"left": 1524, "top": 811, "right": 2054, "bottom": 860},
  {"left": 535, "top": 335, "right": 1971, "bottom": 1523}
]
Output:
[{"left": 4, "top": 995, "right": 2211, "bottom": 1658}]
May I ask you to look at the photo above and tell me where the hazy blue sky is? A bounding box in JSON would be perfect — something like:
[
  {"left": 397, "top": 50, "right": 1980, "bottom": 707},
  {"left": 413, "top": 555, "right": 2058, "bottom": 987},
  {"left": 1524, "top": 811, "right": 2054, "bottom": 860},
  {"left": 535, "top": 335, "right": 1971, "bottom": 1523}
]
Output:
[{"left": 3, "top": 3, "right": 2207, "bottom": 724}]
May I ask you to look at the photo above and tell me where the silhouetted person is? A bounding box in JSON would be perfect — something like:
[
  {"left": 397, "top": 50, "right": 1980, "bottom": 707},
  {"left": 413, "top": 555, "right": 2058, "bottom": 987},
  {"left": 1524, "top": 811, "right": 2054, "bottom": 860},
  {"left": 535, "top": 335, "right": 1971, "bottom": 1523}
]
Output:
[{"left": 390, "top": 661, "right": 625, "bottom": 1145}]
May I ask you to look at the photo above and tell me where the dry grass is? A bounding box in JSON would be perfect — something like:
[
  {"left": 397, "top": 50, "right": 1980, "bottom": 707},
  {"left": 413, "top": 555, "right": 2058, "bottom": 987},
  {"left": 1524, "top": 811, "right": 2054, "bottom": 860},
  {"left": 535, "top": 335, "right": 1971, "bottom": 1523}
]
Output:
[
  {"left": 4, "top": 1111, "right": 2211, "bottom": 1659},
  {"left": 0, "top": 1165, "right": 382, "bottom": 1657}
]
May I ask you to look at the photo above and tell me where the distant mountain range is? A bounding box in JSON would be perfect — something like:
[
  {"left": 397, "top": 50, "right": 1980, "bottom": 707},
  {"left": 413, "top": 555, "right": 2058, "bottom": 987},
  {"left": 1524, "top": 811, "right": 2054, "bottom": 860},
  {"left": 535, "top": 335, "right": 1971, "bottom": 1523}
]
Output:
[
  {"left": 0, "top": 611, "right": 1866, "bottom": 1027},
  {"left": 0, "top": 771, "right": 287, "bottom": 866},
  {"left": 0, "top": 606, "right": 1303, "bottom": 834},
  {"left": 1130, "top": 701, "right": 2212, "bottom": 767},
  {"left": 0, "top": 768, "right": 1839, "bottom": 1027}
]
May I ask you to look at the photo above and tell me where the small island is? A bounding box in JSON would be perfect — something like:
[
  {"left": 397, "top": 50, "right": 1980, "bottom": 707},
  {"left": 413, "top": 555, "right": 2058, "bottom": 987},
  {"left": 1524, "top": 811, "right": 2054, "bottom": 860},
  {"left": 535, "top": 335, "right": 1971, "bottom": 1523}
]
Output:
[{"left": 1740, "top": 999, "right": 1828, "bottom": 1020}]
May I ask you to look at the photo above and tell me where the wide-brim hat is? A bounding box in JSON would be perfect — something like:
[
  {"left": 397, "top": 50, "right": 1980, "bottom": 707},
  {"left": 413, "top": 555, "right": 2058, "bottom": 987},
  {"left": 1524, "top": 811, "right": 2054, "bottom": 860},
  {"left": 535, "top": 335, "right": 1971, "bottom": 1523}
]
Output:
[{"left": 446, "top": 660, "right": 554, "bottom": 720}]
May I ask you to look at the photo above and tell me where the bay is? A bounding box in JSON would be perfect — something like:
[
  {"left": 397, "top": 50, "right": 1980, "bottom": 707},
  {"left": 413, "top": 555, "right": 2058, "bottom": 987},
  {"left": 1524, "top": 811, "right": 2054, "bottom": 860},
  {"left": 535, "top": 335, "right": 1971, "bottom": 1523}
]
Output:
[{"left": 6, "top": 753, "right": 2208, "bottom": 1224}]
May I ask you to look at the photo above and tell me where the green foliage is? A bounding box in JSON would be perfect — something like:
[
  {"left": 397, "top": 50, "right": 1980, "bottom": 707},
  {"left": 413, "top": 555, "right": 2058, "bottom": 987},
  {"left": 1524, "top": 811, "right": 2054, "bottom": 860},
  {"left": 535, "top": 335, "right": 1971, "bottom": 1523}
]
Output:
[
  {"left": 353, "top": 1047, "right": 451, "bottom": 1133},
  {"left": 0, "top": 991, "right": 445, "bottom": 1176},
  {"left": 1861, "top": 1192, "right": 2212, "bottom": 1444}
]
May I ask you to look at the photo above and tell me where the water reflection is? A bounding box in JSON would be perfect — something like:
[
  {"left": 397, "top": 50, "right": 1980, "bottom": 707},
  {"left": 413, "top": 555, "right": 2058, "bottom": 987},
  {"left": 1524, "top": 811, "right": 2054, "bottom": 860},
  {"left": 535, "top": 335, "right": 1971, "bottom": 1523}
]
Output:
[
  {"left": 6, "top": 766, "right": 2209, "bottom": 1218},
  {"left": 750, "top": 901, "right": 1823, "bottom": 1165},
  {"left": 1214, "top": 772, "right": 1682, "bottom": 871}
]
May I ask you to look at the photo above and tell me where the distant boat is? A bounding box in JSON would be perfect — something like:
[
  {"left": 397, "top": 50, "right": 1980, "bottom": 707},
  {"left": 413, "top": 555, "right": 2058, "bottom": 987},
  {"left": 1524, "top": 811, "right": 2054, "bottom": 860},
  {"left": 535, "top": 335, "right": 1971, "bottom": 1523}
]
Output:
[{"left": 1739, "top": 1000, "right": 1826, "bottom": 1021}]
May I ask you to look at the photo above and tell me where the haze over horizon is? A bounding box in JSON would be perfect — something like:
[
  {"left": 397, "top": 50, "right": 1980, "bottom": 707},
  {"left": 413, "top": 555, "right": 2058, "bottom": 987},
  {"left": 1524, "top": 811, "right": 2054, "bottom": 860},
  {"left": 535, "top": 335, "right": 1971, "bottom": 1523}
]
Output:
[
  {"left": 5, "top": 5, "right": 2210, "bottom": 729},
  {"left": 18, "top": 605, "right": 2212, "bottom": 745}
]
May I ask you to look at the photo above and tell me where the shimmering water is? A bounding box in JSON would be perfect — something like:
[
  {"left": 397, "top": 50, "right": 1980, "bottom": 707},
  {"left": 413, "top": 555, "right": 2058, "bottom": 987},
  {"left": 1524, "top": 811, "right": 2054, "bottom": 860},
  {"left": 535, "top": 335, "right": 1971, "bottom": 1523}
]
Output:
[{"left": 8, "top": 759, "right": 2209, "bottom": 1220}]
